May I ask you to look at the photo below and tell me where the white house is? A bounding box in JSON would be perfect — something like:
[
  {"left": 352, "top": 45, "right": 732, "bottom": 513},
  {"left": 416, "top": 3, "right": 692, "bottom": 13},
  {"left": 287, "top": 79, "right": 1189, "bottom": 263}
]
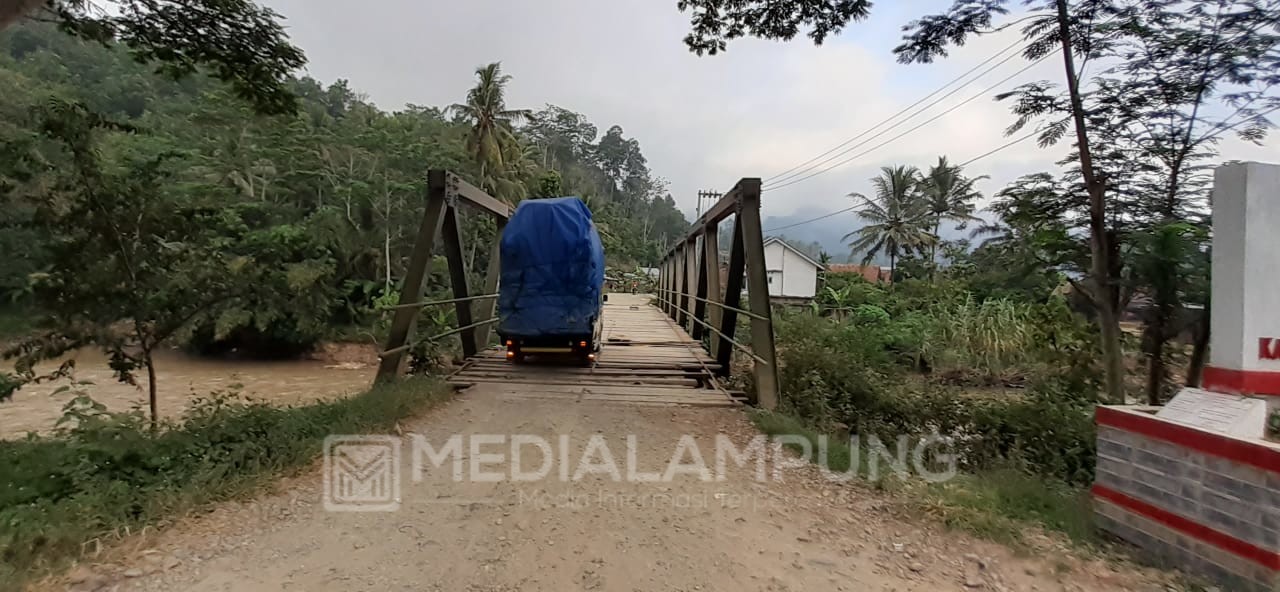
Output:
[{"left": 761, "top": 237, "right": 821, "bottom": 299}]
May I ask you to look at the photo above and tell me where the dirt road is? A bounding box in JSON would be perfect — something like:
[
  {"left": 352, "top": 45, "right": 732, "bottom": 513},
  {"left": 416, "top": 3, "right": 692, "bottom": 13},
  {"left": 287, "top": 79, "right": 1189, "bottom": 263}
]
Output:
[{"left": 81, "top": 383, "right": 1170, "bottom": 592}]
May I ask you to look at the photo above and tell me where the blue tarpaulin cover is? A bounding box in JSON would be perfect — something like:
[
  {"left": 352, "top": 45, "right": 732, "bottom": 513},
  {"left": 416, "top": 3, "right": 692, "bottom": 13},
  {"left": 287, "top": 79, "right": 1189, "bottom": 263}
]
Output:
[{"left": 498, "top": 197, "right": 605, "bottom": 338}]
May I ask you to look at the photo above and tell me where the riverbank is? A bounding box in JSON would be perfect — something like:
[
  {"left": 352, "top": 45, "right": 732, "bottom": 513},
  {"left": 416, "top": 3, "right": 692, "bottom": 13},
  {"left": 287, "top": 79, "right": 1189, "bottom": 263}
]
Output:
[
  {"left": 0, "top": 376, "right": 451, "bottom": 591},
  {"left": 1, "top": 344, "right": 382, "bottom": 438}
]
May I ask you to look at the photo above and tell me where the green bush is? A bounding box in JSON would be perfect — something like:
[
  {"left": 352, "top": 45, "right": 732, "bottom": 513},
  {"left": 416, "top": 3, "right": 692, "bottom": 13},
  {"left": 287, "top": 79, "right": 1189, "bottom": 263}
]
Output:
[
  {"left": 861, "top": 385, "right": 1097, "bottom": 485},
  {"left": 774, "top": 312, "right": 892, "bottom": 428},
  {"left": 773, "top": 310, "right": 1097, "bottom": 485},
  {"left": 0, "top": 377, "right": 448, "bottom": 589},
  {"left": 809, "top": 278, "right": 1100, "bottom": 387}
]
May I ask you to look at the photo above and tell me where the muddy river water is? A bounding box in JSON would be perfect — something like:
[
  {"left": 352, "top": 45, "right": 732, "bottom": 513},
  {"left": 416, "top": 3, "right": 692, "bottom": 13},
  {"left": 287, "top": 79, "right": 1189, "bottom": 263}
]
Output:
[{"left": 1, "top": 347, "right": 375, "bottom": 438}]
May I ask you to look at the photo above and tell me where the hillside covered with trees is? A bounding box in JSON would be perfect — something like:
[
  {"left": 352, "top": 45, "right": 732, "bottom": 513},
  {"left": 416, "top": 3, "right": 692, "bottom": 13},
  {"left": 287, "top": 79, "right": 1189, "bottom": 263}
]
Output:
[{"left": 0, "top": 22, "right": 688, "bottom": 371}]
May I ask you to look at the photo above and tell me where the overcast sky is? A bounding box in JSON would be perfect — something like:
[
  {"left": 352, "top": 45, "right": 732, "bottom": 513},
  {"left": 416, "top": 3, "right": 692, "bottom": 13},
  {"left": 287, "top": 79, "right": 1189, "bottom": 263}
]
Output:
[{"left": 263, "top": 0, "right": 1278, "bottom": 226}]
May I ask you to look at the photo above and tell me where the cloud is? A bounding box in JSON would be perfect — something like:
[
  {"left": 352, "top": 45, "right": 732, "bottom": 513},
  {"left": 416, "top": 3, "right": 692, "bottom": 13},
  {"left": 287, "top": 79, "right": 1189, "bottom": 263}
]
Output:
[{"left": 265, "top": 0, "right": 1278, "bottom": 222}]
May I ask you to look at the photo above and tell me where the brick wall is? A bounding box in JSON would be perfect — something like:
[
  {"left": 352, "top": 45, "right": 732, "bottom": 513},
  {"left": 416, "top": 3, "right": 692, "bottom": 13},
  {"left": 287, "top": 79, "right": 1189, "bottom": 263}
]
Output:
[
  {"left": 1094, "top": 498, "right": 1277, "bottom": 590},
  {"left": 1094, "top": 407, "right": 1280, "bottom": 591}
]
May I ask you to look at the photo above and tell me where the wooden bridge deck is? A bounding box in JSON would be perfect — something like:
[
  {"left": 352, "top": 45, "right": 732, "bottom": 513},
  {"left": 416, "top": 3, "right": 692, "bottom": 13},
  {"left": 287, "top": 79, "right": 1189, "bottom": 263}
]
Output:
[{"left": 448, "top": 293, "right": 736, "bottom": 407}]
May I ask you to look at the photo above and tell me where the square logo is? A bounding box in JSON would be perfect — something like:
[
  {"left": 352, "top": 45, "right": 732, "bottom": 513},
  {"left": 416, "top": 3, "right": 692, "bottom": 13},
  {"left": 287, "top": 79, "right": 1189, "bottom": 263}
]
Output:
[{"left": 324, "top": 435, "right": 401, "bottom": 512}]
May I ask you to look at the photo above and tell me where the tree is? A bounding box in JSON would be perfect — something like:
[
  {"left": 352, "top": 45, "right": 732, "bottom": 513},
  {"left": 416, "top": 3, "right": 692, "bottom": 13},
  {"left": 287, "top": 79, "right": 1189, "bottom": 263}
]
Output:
[
  {"left": 844, "top": 165, "right": 935, "bottom": 282},
  {"left": 677, "top": 0, "right": 871, "bottom": 55},
  {"left": 1, "top": 0, "right": 306, "bottom": 114},
  {"left": 817, "top": 250, "right": 832, "bottom": 290},
  {"left": 919, "top": 156, "right": 984, "bottom": 273},
  {"left": 969, "top": 173, "right": 1083, "bottom": 302},
  {"left": 903, "top": 0, "right": 1279, "bottom": 404},
  {"left": 1130, "top": 222, "right": 1207, "bottom": 404},
  {"left": 1087, "top": 0, "right": 1280, "bottom": 402},
  {"left": 895, "top": 0, "right": 1131, "bottom": 401},
  {"left": 595, "top": 125, "right": 654, "bottom": 212},
  {"left": 0, "top": 21, "right": 689, "bottom": 387},
  {"left": 531, "top": 170, "right": 564, "bottom": 198},
  {"left": 2, "top": 101, "right": 243, "bottom": 426},
  {"left": 449, "top": 62, "right": 530, "bottom": 200},
  {"left": 517, "top": 105, "right": 688, "bottom": 266},
  {"left": 525, "top": 105, "right": 599, "bottom": 169}
]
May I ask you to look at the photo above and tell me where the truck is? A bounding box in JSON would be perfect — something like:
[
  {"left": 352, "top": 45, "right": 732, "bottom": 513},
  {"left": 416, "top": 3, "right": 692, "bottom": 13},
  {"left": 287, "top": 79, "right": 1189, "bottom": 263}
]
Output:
[{"left": 497, "top": 196, "right": 606, "bottom": 365}]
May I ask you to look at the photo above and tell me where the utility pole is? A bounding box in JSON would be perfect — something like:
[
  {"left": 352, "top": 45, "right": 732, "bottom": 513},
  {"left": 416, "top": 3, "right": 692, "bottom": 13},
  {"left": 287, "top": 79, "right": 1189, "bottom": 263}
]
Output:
[{"left": 696, "top": 190, "right": 722, "bottom": 219}]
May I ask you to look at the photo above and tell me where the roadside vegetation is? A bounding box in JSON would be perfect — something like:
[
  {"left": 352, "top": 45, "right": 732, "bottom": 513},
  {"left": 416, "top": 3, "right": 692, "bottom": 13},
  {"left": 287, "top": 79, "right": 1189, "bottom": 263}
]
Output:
[
  {"left": 753, "top": 411, "right": 1096, "bottom": 549},
  {"left": 753, "top": 270, "right": 1100, "bottom": 543},
  {"left": 748, "top": 155, "right": 1209, "bottom": 548},
  {"left": 700, "top": 0, "right": 1277, "bottom": 552},
  {"left": 0, "top": 376, "right": 449, "bottom": 589}
]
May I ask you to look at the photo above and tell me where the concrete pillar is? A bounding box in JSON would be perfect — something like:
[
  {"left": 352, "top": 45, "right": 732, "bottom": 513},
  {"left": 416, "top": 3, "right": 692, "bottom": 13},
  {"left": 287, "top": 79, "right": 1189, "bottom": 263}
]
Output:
[
  {"left": 1091, "top": 162, "right": 1280, "bottom": 592},
  {"left": 1204, "top": 162, "right": 1280, "bottom": 396}
]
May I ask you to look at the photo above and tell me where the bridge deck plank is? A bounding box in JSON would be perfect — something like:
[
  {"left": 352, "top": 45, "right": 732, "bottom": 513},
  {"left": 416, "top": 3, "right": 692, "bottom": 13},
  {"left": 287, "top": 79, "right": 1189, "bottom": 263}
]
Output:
[{"left": 450, "top": 294, "right": 734, "bottom": 407}]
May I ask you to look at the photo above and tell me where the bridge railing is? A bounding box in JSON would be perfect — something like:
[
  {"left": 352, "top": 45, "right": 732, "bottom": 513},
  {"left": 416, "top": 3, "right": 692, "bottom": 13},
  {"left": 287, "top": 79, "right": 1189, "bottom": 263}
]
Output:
[
  {"left": 657, "top": 178, "right": 781, "bottom": 409},
  {"left": 375, "top": 170, "right": 511, "bottom": 383}
]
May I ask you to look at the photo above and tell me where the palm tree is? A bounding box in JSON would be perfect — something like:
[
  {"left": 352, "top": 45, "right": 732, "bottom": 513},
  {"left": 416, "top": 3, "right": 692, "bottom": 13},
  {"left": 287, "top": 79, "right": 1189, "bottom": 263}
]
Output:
[
  {"left": 480, "top": 139, "right": 537, "bottom": 202},
  {"left": 919, "top": 156, "right": 985, "bottom": 272},
  {"left": 844, "top": 165, "right": 934, "bottom": 282},
  {"left": 449, "top": 63, "right": 530, "bottom": 199}
]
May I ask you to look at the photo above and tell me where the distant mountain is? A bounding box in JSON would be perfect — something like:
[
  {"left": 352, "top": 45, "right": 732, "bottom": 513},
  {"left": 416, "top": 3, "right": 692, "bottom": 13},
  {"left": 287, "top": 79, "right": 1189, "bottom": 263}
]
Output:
[{"left": 762, "top": 208, "right": 993, "bottom": 265}]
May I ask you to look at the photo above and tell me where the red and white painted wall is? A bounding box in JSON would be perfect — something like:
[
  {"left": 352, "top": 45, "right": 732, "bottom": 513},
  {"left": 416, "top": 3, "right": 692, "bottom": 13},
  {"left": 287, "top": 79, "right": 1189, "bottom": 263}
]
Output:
[
  {"left": 1202, "top": 163, "right": 1280, "bottom": 399},
  {"left": 1094, "top": 162, "right": 1280, "bottom": 592}
]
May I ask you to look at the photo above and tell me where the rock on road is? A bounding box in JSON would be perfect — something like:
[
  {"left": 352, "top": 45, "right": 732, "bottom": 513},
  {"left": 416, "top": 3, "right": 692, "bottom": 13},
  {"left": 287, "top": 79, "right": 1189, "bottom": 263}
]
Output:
[{"left": 91, "top": 383, "right": 1169, "bottom": 592}]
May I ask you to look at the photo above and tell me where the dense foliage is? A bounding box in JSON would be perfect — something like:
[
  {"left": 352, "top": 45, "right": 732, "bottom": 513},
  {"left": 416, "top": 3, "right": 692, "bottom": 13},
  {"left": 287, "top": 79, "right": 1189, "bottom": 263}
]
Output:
[
  {"left": 677, "top": 0, "right": 872, "bottom": 55},
  {"left": 778, "top": 274, "right": 1101, "bottom": 485},
  {"left": 0, "top": 24, "right": 689, "bottom": 417},
  {"left": 0, "top": 0, "right": 306, "bottom": 115}
]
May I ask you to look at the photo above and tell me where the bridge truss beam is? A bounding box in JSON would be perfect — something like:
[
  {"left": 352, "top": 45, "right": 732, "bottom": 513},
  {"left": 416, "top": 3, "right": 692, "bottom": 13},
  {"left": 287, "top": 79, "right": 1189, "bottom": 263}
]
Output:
[
  {"left": 376, "top": 170, "right": 512, "bottom": 383},
  {"left": 658, "top": 178, "right": 780, "bottom": 409}
]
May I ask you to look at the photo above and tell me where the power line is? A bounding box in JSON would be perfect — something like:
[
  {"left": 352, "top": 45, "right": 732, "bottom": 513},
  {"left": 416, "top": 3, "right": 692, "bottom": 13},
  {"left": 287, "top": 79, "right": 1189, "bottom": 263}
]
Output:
[
  {"left": 764, "top": 48, "right": 1059, "bottom": 193},
  {"left": 763, "top": 205, "right": 859, "bottom": 234},
  {"left": 762, "top": 123, "right": 1057, "bottom": 234},
  {"left": 766, "top": 52, "right": 1026, "bottom": 187},
  {"left": 764, "top": 11, "right": 1122, "bottom": 193},
  {"left": 764, "top": 37, "right": 1029, "bottom": 185},
  {"left": 950, "top": 99, "right": 1279, "bottom": 169},
  {"left": 957, "top": 126, "right": 1047, "bottom": 167},
  {"left": 763, "top": 102, "right": 1280, "bottom": 235}
]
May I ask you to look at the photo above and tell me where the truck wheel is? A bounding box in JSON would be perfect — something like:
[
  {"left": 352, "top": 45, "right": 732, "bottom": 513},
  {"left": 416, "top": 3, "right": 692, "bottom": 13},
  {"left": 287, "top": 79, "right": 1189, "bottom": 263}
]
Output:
[{"left": 512, "top": 352, "right": 526, "bottom": 364}]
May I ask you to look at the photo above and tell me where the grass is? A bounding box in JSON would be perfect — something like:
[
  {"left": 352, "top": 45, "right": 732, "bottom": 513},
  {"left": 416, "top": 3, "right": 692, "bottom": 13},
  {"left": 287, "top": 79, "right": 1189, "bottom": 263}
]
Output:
[
  {"left": 753, "top": 410, "right": 861, "bottom": 474},
  {"left": 750, "top": 409, "right": 1098, "bottom": 550},
  {"left": 0, "top": 376, "right": 451, "bottom": 591},
  {"left": 911, "top": 471, "right": 1096, "bottom": 547}
]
